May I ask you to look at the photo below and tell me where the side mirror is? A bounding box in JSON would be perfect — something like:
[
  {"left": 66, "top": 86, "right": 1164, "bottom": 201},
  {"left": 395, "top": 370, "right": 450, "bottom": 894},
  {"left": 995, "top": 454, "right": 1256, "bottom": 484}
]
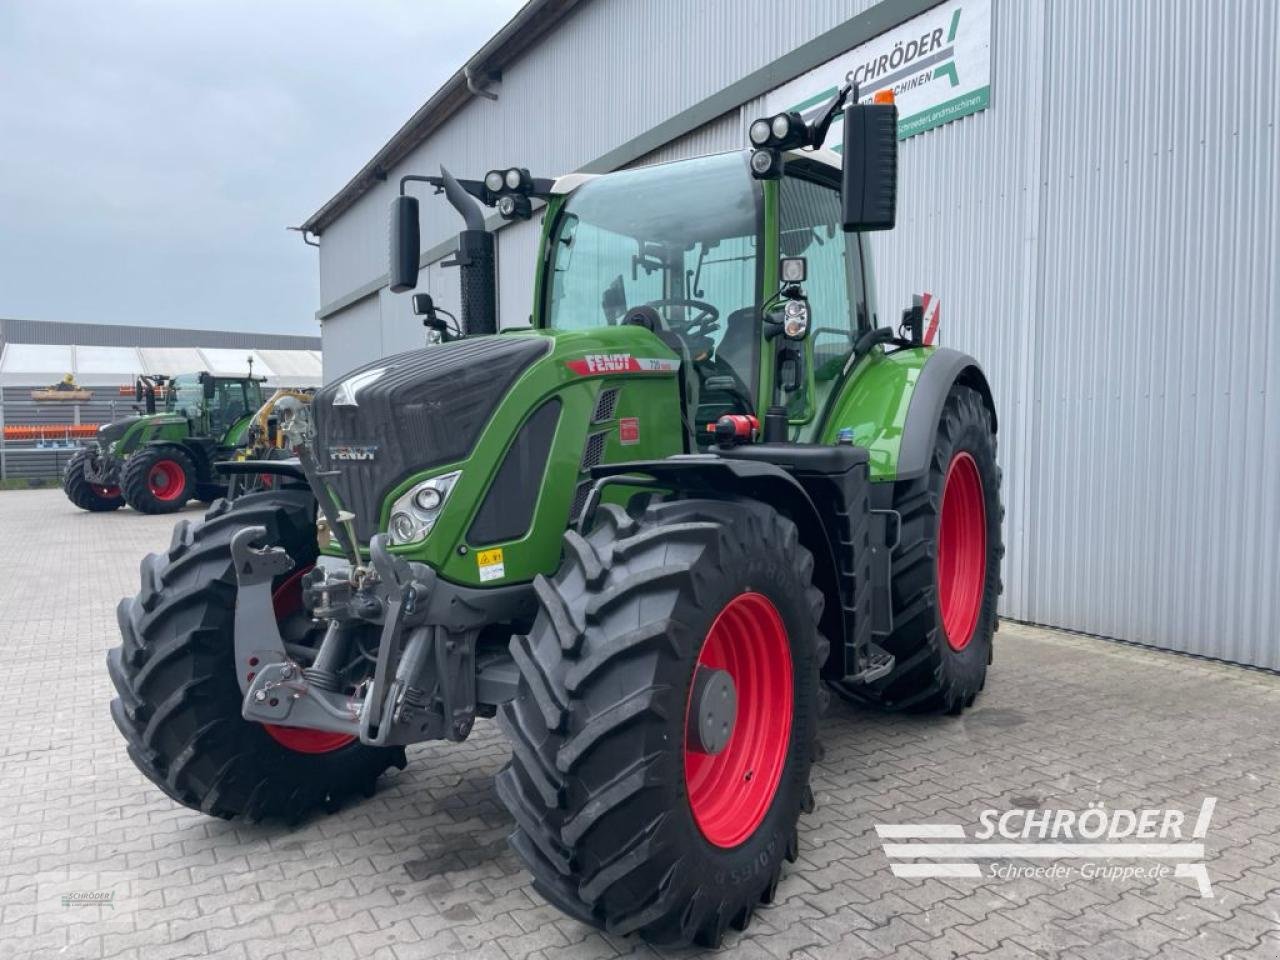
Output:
[
  {"left": 389, "top": 194, "right": 421, "bottom": 292},
  {"left": 841, "top": 100, "right": 898, "bottom": 232},
  {"left": 201, "top": 373, "right": 216, "bottom": 400},
  {"left": 134, "top": 380, "right": 144, "bottom": 403}
]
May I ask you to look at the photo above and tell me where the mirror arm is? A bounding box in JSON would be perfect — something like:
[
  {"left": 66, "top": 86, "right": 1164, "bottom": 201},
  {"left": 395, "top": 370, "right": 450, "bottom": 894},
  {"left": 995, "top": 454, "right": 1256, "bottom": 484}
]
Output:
[{"left": 808, "top": 80, "right": 856, "bottom": 148}]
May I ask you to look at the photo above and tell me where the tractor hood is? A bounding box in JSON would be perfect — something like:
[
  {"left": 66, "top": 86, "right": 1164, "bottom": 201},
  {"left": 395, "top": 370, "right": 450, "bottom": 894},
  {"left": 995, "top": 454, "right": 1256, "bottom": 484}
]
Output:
[
  {"left": 97, "top": 416, "right": 143, "bottom": 448},
  {"left": 312, "top": 335, "right": 551, "bottom": 541}
]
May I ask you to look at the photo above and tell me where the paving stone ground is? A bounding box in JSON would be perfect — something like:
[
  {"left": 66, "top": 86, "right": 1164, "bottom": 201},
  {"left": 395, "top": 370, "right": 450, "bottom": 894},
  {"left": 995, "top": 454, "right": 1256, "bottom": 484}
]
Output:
[{"left": 0, "top": 488, "right": 1277, "bottom": 960}]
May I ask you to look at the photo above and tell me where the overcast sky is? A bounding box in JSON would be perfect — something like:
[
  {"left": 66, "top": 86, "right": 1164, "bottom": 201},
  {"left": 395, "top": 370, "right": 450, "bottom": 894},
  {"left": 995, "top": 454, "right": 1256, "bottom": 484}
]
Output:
[{"left": 0, "top": 0, "right": 525, "bottom": 335}]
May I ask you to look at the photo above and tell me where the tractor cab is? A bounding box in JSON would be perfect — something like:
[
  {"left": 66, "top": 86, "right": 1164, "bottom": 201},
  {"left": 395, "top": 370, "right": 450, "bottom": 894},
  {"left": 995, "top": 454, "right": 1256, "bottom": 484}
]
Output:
[
  {"left": 169, "top": 371, "right": 264, "bottom": 446},
  {"left": 539, "top": 148, "right": 872, "bottom": 445}
]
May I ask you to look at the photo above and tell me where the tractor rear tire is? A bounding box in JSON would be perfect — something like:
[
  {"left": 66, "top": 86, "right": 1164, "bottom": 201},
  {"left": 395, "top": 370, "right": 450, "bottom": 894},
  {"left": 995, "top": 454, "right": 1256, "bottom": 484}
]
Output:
[
  {"left": 63, "top": 448, "right": 123, "bottom": 511},
  {"left": 107, "top": 489, "right": 404, "bottom": 820},
  {"left": 834, "top": 383, "right": 1003, "bottom": 715},
  {"left": 498, "top": 498, "right": 828, "bottom": 947},
  {"left": 122, "top": 446, "right": 196, "bottom": 513}
]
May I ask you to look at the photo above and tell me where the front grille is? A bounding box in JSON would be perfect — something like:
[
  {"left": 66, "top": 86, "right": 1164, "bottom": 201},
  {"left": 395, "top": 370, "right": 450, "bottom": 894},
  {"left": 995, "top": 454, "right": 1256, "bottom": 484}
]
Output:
[{"left": 313, "top": 336, "right": 549, "bottom": 541}]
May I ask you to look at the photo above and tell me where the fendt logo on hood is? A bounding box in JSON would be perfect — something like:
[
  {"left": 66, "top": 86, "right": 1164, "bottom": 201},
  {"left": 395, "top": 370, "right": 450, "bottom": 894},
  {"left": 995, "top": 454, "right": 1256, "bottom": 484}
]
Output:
[{"left": 328, "top": 445, "right": 377, "bottom": 461}]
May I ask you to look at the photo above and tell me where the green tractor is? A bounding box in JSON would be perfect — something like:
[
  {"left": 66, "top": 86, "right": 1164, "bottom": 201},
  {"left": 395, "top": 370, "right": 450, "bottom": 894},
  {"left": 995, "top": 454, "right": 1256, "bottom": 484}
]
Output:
[
  {"left": 109, "top": 84, "right": 1002, "bottom": 947},
  {"left": 63, "top": 370, "right": 265, "bottom": 513}
]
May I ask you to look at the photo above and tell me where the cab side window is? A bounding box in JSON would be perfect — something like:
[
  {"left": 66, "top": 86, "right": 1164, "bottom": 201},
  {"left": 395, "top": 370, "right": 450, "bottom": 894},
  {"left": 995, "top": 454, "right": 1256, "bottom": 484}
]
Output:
[{"left": 778, "top": 174, "right": 867, "bottom": 418}]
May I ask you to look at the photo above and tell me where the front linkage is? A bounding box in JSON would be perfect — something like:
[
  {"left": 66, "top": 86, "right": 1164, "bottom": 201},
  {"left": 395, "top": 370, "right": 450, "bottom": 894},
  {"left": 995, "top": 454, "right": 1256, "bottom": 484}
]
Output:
[{"left": 233, "top": 527, "right": 529, "bottom": 747}]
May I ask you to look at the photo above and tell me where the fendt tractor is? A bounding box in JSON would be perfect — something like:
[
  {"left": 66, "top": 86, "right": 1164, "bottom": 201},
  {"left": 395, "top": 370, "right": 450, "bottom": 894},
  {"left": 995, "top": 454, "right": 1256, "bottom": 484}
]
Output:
[
  {"left": 109, "top": 83, "right": 1003, "bottom": 947},
  {"left": 63, "top": 370, "right": 268, "bottom": 513}
]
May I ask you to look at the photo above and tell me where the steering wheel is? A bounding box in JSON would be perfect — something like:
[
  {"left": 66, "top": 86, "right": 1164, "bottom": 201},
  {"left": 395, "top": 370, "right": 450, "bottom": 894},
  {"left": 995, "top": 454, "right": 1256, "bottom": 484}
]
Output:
[{"left": 643, "top": 298, "right": 721, "bottom": 338}]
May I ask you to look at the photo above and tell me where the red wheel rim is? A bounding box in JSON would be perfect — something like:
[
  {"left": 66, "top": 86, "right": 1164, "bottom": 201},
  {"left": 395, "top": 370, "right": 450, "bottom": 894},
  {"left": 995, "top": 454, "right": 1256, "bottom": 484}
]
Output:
[
  {"left": 684, "top": 592, "right": 793, "bottom": 848},
  {"left": 260, "top": 565, "right": 356, "bottom": 754},
  {"left": 937, "top": 452, "right": 987, "bottom": 651},
  {"left": 147, "top": 460, "right": 186, "bottom": 501}
]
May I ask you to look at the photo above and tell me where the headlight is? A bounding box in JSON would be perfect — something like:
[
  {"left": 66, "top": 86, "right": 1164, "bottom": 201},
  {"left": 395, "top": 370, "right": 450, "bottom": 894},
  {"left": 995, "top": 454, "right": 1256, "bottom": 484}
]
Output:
[
  {"left": 505, "top": 168, "right": 523, "bottom": 190},
  {"left": 484, "top": 170, "right": 504, "bottom": 192},
  {"left": 386, "top": 470, "right": 461, "bottom": 545},
  {"left": 771, "top": 113, "right": 791, "bottom": 140},
  {"left": 749, "top": 119, "right": 771, "bottom": 146}
]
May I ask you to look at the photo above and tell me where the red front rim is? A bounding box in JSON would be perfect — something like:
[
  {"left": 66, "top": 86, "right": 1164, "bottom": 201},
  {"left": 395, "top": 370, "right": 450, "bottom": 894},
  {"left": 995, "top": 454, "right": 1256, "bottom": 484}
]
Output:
[
  {"left": 684, "top": 592, "right": 793, "bottom": 848},
  {"left": 937, "top": 452, "right": 987, "bottom": 651},
  {"left": 147, "top": 460, "right": 186, "bottom": 501},
  {"left": 260, "top": 565, "right": 356, "bottom": 754}
]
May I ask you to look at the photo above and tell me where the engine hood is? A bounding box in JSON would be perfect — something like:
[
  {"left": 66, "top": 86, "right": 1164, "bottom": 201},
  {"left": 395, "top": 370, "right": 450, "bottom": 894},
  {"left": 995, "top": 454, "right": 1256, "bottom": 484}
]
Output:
[{"left": 312, "top": 334, "right": 551, "bottom": 541}]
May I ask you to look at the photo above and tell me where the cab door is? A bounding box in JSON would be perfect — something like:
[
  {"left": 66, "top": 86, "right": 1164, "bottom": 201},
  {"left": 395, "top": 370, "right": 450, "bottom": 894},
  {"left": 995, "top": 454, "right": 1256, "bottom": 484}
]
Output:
[{"left": 777, "top": 164, "right": 870, "bottom": 440}]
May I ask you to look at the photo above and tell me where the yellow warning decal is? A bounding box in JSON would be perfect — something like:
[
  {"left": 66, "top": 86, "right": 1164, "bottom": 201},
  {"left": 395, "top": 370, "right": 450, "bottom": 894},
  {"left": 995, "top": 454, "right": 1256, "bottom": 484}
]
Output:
[{"left": 476, "top": 547, "right": 506, "bottom": 582}]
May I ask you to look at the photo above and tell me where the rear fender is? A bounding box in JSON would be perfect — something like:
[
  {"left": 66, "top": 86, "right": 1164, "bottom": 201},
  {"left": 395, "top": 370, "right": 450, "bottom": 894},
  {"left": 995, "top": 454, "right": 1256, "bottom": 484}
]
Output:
[{"left": 898, "top": 348, "right": 996, "bottom": 482}]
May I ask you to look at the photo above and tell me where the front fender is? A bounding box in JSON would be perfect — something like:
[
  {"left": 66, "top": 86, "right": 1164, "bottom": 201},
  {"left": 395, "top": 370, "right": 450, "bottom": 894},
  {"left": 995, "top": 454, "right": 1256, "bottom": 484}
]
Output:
[{"left": 588, "top": 456, "right": 846, "bottom": 659}]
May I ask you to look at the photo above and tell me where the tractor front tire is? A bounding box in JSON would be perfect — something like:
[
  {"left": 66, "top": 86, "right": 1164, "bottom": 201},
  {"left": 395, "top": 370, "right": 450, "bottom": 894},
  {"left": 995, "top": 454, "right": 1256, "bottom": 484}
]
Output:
[
  {"left": 122, "top": 446, "right": 196, "bottom": 513},
  {"left": 63, "top": 448, "right": 123, "bottom": 511},
  {"left": 107, "top": 489, "right": 404, "bottom": 820},
  {"left": 498, "top": 498, "right": 828, "bottom": 947},
  {"left": 835, "top": 383, "right": 1003, "bottom": 714}
]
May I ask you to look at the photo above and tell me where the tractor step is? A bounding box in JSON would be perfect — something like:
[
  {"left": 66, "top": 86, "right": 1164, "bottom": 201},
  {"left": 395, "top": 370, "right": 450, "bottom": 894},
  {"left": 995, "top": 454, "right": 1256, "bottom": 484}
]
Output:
[{"left": 843, "top": 643, "right": 895, "bottom": 685}]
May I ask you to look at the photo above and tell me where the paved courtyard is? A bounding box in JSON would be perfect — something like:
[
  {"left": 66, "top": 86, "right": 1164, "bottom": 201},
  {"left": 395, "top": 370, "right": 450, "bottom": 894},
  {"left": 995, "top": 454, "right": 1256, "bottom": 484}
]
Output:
[{"left": 0, "top": 487, "right": 1277, "bottom": 960}]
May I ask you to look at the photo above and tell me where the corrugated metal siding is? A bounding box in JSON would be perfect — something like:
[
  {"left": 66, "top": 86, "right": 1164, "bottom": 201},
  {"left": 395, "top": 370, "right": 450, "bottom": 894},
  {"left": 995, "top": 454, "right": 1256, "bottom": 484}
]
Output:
[
  {"left": 625, "top": 109, "right": 743, "bottom": 168},
  {"left": 870, "top": 0, "right": 1279, "bottom": 669}
]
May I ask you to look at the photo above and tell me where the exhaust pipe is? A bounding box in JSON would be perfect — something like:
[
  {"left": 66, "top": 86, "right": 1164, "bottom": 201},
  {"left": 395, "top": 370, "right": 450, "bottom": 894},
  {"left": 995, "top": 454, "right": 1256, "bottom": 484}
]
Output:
[{"left": 440, "top": 166, "right": 496, "bottom": 337}]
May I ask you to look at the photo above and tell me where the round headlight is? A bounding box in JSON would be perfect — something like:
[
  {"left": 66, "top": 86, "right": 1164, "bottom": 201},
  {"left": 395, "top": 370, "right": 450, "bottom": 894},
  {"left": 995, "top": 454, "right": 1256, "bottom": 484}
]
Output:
[
  {"left": 750, "top": 149, "right": 776, "bottom": 176},
  {"left": 497, "top": 195, "right": 516, "bottom": 217},
  {"left": 505, "top": 168, "right": 523, "bottom": 190},
  {"left": 484, "top": 170, "right": 504, "bottom": 192},
  {"left": 749, "top": 119, "right": 771, "bottom": 146},
  {"left": 771, "top": 114, "right": 791, "bottom": 140},
  {"left": 413, "top": 487, "right": 442, "bottom": 512},
  {"left": 389, "top": 511, "right": 418, "bottom": 544}
]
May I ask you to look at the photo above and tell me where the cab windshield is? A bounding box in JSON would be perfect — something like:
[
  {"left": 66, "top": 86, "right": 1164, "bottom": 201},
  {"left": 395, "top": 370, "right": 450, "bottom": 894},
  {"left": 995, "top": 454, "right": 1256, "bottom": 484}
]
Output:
[
  {"left": 169, "top": 375, "right": 205, "bottom": 418},
  {"left": 545, "top": 152, "right": 762, "bottom": 426}
]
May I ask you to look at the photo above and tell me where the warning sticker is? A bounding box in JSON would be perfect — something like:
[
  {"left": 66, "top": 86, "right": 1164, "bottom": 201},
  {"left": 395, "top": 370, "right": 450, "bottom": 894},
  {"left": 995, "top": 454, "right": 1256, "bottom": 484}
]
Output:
[
  {"left": 619, "top": 417, "right": 640, "bottom": 445},
  {"left": 476, "top": 547, "right": 505, "bottom": 582}
]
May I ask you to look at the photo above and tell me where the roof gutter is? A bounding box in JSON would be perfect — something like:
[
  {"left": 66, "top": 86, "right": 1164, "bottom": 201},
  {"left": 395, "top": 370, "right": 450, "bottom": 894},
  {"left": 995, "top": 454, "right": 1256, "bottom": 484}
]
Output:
[{"left": 300, "top": 0, "right": 584, "bottom": 237}]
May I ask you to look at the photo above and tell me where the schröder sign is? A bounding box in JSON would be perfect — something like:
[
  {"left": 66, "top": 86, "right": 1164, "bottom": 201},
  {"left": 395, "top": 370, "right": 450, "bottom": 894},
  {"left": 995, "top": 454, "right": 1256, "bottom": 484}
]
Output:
[{"left": 768, "top": 0, "right": 993, "bottom": 143}]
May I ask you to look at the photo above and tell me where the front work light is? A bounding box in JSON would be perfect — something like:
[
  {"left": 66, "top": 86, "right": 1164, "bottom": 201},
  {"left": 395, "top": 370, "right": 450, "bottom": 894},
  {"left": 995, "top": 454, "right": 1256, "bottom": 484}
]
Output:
[
  {"left": 483, "top": 170, "right": 504, "bottom": 193},
  {"left": 750, "top": 148, "right": 784, "bottom": 180},
  {"left": 749, "top": 119, "right": 772, "bottom": 146}
]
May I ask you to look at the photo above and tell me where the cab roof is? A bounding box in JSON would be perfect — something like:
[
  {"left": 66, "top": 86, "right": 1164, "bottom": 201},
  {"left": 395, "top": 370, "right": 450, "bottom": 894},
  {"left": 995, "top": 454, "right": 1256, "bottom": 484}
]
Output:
[{"left": 550, "top": 147, "right": 842, "bottom": 196}]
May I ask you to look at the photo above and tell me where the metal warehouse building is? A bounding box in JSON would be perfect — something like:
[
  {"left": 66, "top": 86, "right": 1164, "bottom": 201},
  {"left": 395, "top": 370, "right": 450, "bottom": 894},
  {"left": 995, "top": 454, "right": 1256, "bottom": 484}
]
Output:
[{"left": 301, "top": 0, "right": 1278, "bottom": 670}]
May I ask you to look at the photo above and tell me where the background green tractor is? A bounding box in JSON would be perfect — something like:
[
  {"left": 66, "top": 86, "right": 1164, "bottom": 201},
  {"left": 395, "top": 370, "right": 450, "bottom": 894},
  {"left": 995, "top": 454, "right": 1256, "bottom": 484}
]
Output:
[
  {"left": 63, "top": 370, "right": 264, "bottom": 513},
  {"left": 108, "top": 84, "right": 1002, "bottom": 947}
]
